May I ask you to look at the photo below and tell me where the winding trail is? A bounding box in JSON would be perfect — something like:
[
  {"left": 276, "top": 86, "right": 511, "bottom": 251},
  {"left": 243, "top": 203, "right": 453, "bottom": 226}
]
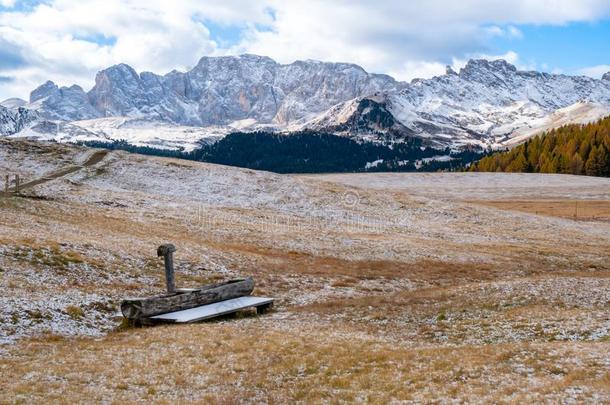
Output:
[{"left": 3, "top": 149, "right": 108, "bottom": 194}]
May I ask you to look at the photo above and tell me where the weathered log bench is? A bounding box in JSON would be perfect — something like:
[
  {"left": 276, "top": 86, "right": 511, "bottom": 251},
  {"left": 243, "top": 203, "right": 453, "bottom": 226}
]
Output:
[{"left": 120, "top": 244, "right": 273, "bottom": 323}]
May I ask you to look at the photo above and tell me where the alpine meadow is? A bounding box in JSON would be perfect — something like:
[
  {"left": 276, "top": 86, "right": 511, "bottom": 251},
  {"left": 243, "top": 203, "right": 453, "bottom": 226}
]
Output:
[{"left": 1, "top": 1, "right": 609, "bottom": 403}]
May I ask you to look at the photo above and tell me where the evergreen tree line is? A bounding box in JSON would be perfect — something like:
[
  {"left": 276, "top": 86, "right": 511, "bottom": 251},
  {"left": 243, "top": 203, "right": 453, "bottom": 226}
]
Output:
[
  {"left": 80, "top": 131, "right": 487, "bottom": 174},
  {"left": 469, "top": 116, "right": 610, "bottom": 177}
]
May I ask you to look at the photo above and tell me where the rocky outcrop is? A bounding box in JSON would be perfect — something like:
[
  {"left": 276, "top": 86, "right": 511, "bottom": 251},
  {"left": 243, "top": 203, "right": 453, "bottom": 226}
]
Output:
[{"left": 29, "top": 81, "right": 100, "bottom": 121}]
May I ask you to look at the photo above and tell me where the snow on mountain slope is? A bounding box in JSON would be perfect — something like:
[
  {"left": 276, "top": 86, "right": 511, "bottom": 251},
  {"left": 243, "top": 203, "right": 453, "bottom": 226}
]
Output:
[
  {"left": 0, "top": 98, "right": 27, "bottom": 109},
  {"left": 504, "top": 102, "right": 610, "bottom": 147},
  {"left": 9, "top": 117, "right": 226, "bottom": 151},
  {"left": 3, "top": 55, "right": 610, "bottom": 150},
  {"left": 0, "top": 106, "right": 39, "bottom": 136},
  {"left": 72, "top": 117, "right": 225, "bottom": 150},
  {"left": 305, "top": 61, "right": 610, "bottom": 148},
  {"left": 300, "top": 95, "right": 415, "bottom": 142}
]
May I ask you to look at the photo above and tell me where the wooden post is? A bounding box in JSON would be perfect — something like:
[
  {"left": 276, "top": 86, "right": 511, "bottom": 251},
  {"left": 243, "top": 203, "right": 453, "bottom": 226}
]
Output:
[
  {"left": 157, "top": 244, "right": 176, "bottom": 294},
  {"left": 4, "top": 175, "right": 8, "bottom": 193},
  {"left": 14, "top": 174, "right": 19, "bottom": 193}
]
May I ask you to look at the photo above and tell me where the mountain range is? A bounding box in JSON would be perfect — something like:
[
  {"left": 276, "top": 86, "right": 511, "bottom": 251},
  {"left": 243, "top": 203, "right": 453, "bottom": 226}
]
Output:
[{"left": 2, "top": 54, "right": 610, "bottom": 152}]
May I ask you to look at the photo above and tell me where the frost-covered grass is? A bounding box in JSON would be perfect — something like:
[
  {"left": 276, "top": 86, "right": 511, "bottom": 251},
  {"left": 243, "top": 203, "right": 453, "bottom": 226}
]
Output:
[
  {"left": 306, "top": 171, "right": 610, "bottom": 200},
  {"left": 0, "top": 138, "right": 608, "bottom": 402}
]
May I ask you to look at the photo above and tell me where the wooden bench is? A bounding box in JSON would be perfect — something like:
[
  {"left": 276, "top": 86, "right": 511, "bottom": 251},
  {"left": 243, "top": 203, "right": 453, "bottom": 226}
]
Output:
[{"left": 120, "top": 244, "right": 273, "bottom": 324}]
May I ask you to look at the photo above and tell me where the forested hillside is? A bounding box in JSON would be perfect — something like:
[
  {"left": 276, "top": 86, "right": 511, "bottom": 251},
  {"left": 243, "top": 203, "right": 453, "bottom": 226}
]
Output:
[
  {"left": 82, "top": 131, "right": 486, "bottom": 173},
  {"left": 470, "top": 116, "right": 610, "bottom": 177}
]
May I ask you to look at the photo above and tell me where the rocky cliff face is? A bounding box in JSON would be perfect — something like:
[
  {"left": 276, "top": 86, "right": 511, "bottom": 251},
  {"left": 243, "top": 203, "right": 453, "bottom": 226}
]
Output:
[
  {"left": 28, "top": 54, "right": 400, "bottom": 127},
  {"left": 82, "top": 54, "right": 401, "bottom": 126}
]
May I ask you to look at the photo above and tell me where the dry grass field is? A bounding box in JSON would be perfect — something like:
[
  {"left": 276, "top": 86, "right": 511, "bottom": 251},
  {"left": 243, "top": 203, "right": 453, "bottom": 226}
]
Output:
[
  {"left": 0, "top": 138, "right": 609, "bottom": 403},
  {"left": 469, "top": 199, "right": 610, "bottom": 221}
]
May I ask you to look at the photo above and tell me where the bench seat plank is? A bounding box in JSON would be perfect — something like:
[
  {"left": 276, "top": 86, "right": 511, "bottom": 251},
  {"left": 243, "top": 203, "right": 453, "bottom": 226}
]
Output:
[{"left": 149, "top": 296, "right": 274, "bottom": 323}]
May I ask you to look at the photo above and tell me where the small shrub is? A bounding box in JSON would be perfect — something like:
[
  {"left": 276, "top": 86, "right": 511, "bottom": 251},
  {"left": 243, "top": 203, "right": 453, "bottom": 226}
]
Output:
[
  {"left": 116, "top": 317, "right": 138, "bottom": 331},
  {"left": 26, "top": 309, "right": 49, "bottom": 320},
  {"left": 65, "top": 305, "right": 85, "bottom": 320}
]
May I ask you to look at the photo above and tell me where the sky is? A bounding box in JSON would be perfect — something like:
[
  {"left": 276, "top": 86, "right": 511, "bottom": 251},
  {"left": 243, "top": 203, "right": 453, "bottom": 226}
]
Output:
[{"left": 1, "top": 0, "right": 610, "bottom": 100}]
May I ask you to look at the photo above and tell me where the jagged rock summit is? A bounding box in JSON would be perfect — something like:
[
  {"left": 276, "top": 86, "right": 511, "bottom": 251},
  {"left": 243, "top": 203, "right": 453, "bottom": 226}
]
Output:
[
  {"left": 28, "top": 54, "right": 401, "bottom": 127},
  {"left": 29, "top": 80, "right": 101, "bottom": 121}
]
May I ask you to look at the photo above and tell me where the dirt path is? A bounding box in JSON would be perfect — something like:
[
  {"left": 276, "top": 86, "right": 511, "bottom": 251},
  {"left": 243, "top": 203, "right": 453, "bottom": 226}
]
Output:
[{"left": 4, "top": 149, "right": 108, "bottom": 194}]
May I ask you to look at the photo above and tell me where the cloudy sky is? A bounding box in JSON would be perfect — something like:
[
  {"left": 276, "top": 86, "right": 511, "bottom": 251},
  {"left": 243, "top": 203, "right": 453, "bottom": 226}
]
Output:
[{"left": 1, "top": 0, "right": 610, "bottom": 100}]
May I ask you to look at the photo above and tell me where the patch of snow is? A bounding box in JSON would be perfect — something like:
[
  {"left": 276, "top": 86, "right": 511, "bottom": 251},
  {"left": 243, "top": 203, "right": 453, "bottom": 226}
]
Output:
[{"left": 365, "top": 159, "right": 384, "bottom": 169}]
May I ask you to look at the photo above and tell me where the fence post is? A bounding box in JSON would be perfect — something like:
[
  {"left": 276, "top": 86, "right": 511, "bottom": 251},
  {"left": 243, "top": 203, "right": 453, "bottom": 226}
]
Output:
[
  {"left": 14, "top": 174, "right": 19, "bottom": 193},
  {"left": 4, "top": 175, "right": 8, "bottom": 193}
]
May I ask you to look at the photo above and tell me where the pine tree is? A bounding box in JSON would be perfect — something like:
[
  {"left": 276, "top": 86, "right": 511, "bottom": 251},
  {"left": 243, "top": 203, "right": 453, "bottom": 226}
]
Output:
[
  {"left": 585, "top": 145, "right": 600, "bottom": 176},
  {"left": 570, "top": 153, "right": 584, "bottom": 175},
  {"left": 506, "top": 152, "right": 528, "bottom": 172},
  {"left": 470, "top": 115, "right": 610, "bottom": 177}
]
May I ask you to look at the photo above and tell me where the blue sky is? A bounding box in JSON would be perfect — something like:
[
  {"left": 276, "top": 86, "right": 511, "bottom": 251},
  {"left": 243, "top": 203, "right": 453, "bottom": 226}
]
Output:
[
  {"left": 1, "top": 0, "right": 610, "bottom": 99},
  {"left": 489, "top": 21, "right": 610, "bottom": 74}
]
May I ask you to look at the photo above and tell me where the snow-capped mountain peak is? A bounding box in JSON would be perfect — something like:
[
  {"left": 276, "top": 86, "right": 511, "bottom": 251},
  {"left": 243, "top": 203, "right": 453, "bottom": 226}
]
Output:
[
  {"left": 0, "top": 98, "right": 27, "bottom": 109},
  {"left": 3, "top": 55, "right": 610, "bottom": 150},
  {"left": 29, "top": 80, "right": 60, "bottom": 103}
]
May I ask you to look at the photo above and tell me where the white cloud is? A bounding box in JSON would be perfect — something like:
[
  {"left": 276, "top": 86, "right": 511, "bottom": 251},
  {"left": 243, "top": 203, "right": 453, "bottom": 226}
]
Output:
[
  {"left": 1, "top": 0, "right": 610, "bottom": 99},
  {"left": 577, "top": 64, "right": 610, "bottom": 78},
  {"left": 0, "top": 0, "right": 272, "bottom": 98},
  {"left": 236, "top": 1, "right": 610, "bottom": 81},
  {"left": 453, "top": 50, "right": 522, "bottom": 70},
  {"left": 507, "top": 26, "right": 524, "bottom": 39},
  {"left": 483, "top": 25, "right": 522, "bottom": 38},
  {"left": 395, "top": 51, "right": 524, "bottom": 82},
  {"left": 394, "top": 61, "right": 448, "bottom": 82},
  {"left": 0, "top": 0, "right": 16, "bottom": 8}
]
